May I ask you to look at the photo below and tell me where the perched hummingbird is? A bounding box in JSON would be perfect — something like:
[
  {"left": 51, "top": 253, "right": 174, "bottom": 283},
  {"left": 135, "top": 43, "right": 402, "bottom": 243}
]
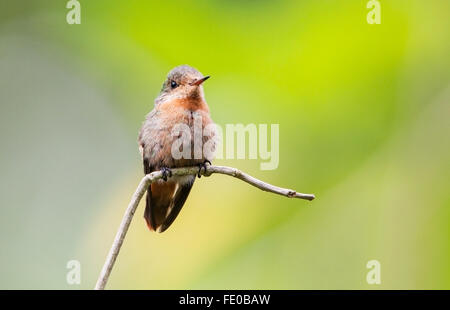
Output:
[{"left": 138, "top": 65, "right": 216, "bottom": 233}]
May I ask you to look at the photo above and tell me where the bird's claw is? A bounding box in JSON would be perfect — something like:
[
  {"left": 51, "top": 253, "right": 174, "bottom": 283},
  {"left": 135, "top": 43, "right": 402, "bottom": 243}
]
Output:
[
  {"left": 197, "top": 160, "right": 212, "bottom": 178},
  {"left": 161, "top": 167, "right": 172, "bottom": 181}
]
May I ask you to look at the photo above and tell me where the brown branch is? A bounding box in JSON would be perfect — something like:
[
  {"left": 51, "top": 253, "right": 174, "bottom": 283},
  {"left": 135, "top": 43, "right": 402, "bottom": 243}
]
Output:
[{"left": 94, "top": 165, "right": 315, "bottom": 290}]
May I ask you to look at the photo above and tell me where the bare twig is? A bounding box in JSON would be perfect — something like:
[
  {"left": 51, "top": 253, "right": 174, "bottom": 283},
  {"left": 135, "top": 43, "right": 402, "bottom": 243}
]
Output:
[{"left": 94, "top": 165, "right": 315, "bottom": 290}]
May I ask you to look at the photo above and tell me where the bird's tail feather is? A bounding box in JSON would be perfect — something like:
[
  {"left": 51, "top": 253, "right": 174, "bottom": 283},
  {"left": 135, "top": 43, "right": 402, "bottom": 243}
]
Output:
[{"left": 144, "top": 180, "right": 194, "bottom": 233}]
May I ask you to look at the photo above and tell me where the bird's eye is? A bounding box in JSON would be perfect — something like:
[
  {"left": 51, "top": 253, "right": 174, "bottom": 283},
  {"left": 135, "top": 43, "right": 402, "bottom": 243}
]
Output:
[{"left": 170, "top": 80, "right": 178, "bottom": 89}]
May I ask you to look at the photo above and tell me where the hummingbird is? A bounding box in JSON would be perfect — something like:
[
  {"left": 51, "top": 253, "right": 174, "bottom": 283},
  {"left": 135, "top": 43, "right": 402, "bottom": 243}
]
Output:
[{"left": 138, "top": 65, "right": 217, "bottom": 233}]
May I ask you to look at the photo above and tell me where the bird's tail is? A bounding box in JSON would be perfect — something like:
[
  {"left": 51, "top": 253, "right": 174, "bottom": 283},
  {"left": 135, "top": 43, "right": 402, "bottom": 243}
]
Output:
[{"left": 144, "top": 180, "right": 194, "bottom": 233}]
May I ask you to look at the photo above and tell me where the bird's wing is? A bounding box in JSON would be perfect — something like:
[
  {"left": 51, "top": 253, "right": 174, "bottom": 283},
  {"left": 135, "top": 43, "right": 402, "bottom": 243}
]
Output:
[{"left": 158, "top": 179, "right": 194, "bottom": 233}]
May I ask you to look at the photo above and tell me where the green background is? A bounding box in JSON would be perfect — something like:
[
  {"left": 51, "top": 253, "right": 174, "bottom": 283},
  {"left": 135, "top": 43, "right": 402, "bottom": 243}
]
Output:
[{"left": 0, "top": 0, "right": 449, "bottom": 289}]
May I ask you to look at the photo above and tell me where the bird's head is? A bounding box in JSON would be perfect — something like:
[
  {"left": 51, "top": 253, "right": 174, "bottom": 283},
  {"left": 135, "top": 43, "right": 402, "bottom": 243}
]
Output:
[{"left": 156, "top": 65, "right": 210, "bottom": 104}]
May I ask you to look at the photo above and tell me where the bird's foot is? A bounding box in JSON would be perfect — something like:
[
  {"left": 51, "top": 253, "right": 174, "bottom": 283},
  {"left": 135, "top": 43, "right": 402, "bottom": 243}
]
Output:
[
  {"left": 197, "top": 160, "right": 212, "bottom": 178},
  {"left": 161, "top": 167, "right": 172, "bottom": 181}
]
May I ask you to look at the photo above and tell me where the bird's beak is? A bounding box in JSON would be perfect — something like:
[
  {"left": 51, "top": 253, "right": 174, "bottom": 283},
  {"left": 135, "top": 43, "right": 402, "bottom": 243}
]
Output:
[{"left": 191, "top": 75, "right": 210, "bottom": 86}]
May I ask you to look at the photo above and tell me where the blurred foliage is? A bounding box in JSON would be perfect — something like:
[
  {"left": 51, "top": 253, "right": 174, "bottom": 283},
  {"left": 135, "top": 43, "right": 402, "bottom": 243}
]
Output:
[{"left": 0, "top": 0, "right": 449, "bottom": 289}]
